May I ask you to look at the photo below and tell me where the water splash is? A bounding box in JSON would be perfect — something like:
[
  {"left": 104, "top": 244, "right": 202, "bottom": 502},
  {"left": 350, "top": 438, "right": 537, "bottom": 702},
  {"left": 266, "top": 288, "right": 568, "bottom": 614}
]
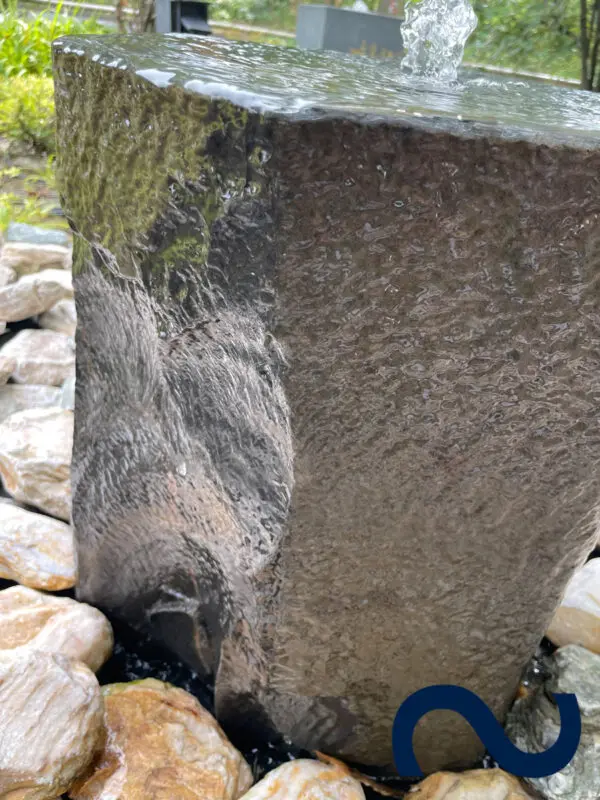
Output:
[{"left": 401, "top": 0, "right": 478, "bottom": 84}]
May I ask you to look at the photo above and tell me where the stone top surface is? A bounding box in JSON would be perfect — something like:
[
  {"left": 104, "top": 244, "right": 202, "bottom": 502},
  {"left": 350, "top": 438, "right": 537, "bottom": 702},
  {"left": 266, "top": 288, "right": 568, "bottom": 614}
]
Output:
[{"left": 54, "top": 35, "right": 600, "bottom": 147}]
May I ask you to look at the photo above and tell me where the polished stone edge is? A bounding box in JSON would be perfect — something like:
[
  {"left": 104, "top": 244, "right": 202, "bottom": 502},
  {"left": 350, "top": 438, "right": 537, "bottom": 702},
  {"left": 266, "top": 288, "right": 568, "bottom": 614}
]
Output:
[{"left": 52, "top": 39, "right": 600, "bottom": 149}]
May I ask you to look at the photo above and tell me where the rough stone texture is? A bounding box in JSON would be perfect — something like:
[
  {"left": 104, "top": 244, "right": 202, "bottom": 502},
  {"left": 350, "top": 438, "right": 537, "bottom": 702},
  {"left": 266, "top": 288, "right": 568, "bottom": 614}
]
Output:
[
  {"left": 0, "top": 585, "right": 113, "bottom": 671},
  {"left": 0, "top": 241, "right": 71, "bottom": 275},
  {"left": 239, "top": 760, "right": 365, "bottom": 799},
  {"left": 0, "top": 268, "right": 73, "bottom": 323},
  {"left": 0, "top": 383, "right": 62, "bottom": 422},
  {"left": 506, "top": 645, "right": 600, "bottom": 800},
  {"left": 0, "top": 649, "right": 104, "bottom": 800},
  {"left": 408, "top": 770, "right": 535, "bottom": 799},
  {"left": 53, "top": 36, "right": 600, "bottom": 771},
  {"left": 0, "top": 407, "right": 73, "bottom": 519},
  {"left": 0, "top": 501, "right": 76, "bottom": 590},
  {"left": 547, "top": 559, "right": 600, "bottom": 653},
  {"left": 69, "top": 678, "right": 253, "bottom": 800},
  {"left": 39, "top": 297, "right": 77, "bottom": 336},
  {"left": 0, "top": 354, "right": 16, "bottom": 384},
  {"left": 0, "top": 264, "right": 17, "bottom": 288},
  {"left": 0, "top": 328, "right": 75, "bottom": 385}
]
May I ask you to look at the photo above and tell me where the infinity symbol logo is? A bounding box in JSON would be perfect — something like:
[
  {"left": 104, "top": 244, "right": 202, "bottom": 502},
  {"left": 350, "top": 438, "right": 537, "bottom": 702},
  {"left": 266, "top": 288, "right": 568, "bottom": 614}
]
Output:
[{"left": 392, "top": 685, "right": 581, "bottom": 778}]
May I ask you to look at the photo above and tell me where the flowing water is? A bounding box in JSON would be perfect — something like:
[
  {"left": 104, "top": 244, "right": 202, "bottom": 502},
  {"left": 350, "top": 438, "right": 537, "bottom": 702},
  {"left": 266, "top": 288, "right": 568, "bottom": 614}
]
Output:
[
  {"left": 401, "top": 0, "right": 478, "bottom": 83},
  {"left": 59, "top": 35, "right": 600, "bottom": 147}
]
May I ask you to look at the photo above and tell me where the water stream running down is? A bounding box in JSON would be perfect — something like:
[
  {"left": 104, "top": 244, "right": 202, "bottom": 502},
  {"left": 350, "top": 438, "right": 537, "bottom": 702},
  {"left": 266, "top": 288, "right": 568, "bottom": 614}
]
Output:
[{"left": 401, "top": 0, "right": 478, "bottom": 83}]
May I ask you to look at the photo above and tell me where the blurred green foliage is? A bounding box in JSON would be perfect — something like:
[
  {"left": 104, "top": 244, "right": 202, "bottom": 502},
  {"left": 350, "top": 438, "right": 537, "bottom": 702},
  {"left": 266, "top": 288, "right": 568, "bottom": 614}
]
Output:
[
  {"left": 0, "top": 0, "right": 105, "bottom": 77},
  {"left": 0, "top": 75, "right": 55, "bottom": 152},
  {"left": 462, "top": 0, "right": 580, "bottom": 78}
]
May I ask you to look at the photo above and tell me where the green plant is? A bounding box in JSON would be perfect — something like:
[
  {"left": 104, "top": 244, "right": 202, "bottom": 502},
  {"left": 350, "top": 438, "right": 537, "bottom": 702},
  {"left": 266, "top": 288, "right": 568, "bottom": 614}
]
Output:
[
  {"left": 0, "top": 74, "right": 55, "bottom": 152},
  {"left": 580, "top": 0, "right": 600, "bottom": 89},
  {"left": 465, "top": 0, "right": 581, "bottom": 79},
  {"left": 0, "top": 192, "right": 59, "bottom": 231},
  {"left": 0, "top": 155, "right": 63, "bottom": 232},
  {"left": 0, "top": 0, "right": 106, "bottom": 77}
]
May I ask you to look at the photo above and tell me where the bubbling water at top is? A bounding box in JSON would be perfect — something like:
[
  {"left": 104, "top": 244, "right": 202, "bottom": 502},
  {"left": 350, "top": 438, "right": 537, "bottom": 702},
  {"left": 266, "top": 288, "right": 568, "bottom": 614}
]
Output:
[{"left": 401, "top": 0, "right": 478, "bottom": 84}]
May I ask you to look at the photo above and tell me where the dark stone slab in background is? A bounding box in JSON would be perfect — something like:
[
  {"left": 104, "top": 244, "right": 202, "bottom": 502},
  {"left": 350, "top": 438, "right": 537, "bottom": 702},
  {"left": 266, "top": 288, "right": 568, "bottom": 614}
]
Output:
[
  {"left": 53, "top": 35, "right": 600, "bottom": 773},
  {"left": 295, "top": 5, "right": 404, "bottom": 59}
]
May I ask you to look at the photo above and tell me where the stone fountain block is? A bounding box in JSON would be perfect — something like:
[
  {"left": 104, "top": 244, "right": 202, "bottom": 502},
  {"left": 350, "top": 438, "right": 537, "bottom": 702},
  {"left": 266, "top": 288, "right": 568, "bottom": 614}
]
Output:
[{"left": 53, "top": 35, "right": 600, "bottom": 773}]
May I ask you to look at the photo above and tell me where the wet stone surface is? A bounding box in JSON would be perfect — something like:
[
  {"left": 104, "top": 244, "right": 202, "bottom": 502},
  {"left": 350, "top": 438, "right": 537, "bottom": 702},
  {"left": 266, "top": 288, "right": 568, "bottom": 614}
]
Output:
[{"left": 53, "top": 34, "right": 600, "bottom": 773}]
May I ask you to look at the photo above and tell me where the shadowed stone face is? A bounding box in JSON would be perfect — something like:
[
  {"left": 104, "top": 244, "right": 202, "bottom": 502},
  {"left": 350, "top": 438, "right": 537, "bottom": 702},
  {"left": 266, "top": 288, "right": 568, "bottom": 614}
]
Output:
[{"left": 53, "top": 35, "right": 600, "bottom": 772}]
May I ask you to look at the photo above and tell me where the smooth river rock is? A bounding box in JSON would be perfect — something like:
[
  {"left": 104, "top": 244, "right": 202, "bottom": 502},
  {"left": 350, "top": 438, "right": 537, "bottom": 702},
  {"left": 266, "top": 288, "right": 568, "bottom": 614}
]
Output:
[
  {"left": 0, "top": 354, "right": 16, "bottom": 384},
  {"left": 53, "top": 36, "right": 600, "bottom": 770},
  {"left": 0, "top": 649, "right": 104, "bottom": 800},
  {"left": 0, "top": 407, "right": 73, "bottom": 519},
  {"left": 547, "top": 558, "right": 600, "bottom": 653},
  {"left": 39, "top": 297, "right": 77, "bottom": 336},
  {"left": 0, "top": 241, "right": 71, "bottom": 275},
  {"left": 506, "top": 645, "right": 600, "bottom": 800},
  {"left": 0, "top": 585, "right": 113, "bottom": 671},
  {"left": 240, "top": 760, "right": 365, "bottom": 799},
  {"left": 0, "top": 501, "right": 76, "bottom": 589},
  {"left": 0, "top": 264, "right": 16, "bottom": 288},
  {"left": 69, "top": 678, "right": 253, "bottom": 799},
  {"left": 0, "top": 328, "right": 75, "bottom": 386},
  {"left": 0, "top": 268, "right": 73, "bottom": 322},
  {"left": 409, "top": 770, "right": 535, "bottom": 799},
  {"left": 0, "top": 383, "right": 62, "bottom": 422}
]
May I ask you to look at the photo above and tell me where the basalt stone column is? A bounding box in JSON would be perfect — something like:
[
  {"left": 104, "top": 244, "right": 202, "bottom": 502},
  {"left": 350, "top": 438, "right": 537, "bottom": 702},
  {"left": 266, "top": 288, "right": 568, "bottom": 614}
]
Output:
[{"left": 53, "top": 35, "right": 600, "bottom": 773}]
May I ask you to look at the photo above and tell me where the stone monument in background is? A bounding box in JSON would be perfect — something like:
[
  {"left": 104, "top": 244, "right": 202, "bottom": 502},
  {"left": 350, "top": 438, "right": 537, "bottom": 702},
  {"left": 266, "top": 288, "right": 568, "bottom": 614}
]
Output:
[
  {"left": 53, "top": 33, "right": 600, "bottom": 773},
  {"left": 296, "top": 3, "right": 404, "bottom": 58}
]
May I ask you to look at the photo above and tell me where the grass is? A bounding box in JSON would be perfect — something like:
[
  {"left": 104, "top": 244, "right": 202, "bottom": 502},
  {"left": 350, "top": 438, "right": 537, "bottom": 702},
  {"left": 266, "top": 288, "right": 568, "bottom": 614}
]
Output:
[
  {"left": 0, "top": 0, "right": 105, "bottom": 77},
  {"left": 0, "top": 1, "right": 105, "bottom": 230}
]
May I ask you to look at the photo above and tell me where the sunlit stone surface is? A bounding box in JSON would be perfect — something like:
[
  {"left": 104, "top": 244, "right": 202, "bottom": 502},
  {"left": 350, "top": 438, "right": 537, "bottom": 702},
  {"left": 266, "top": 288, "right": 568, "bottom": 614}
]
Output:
[
  {"left": 0, "top": 650, "right": 104, "bottom": 800},
  {"left": 239, "top": 760, "right": 365, "bottom": 799},
  {"left": 70, "top": 679, "right": 253, "bottom": 800},
  {"left": 0, "top": 585, "right": 113, "bottom": 671},
  {"left": 53, "top": 35, "right": 600, "bottom": 771}
]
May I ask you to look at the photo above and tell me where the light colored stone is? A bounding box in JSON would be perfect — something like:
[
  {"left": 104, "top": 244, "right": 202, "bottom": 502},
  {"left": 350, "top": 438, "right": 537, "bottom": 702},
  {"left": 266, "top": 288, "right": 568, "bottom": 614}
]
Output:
[
  {"left": 0, "top": 502, "right": 76, "bottom": 590},
  {"left": 0, "top": 264, "right": 16, "bottom": 288},
  {"left": 0, "top": 585, "right": 113, "bottom": 671},
  {"left": 0, "top": 354, "right": 16, "bottom": 384},
  {"left": 0, "top": 407, "right": 73, "bottom": 519},
  {"left": 0, "top": 383, "right": 62, "bottom": 422},
  {"left": 69, "top": 678, "right": 253, "bottom": 800},
  {"left": 61, "top": 374, "right": 76, "bottom": 410},
  {"left": 407, "top": 770, "right": 534, "bottom": 799},
  {"left": 0, "top": 328, "right": 75, "bottom": 386},
  {"left": 0, "top": 649, "right": 104, "bottom": 800},
  {"left": 0, "top": 269, "right": 73, "bottom": 323},
  {"left": 39, "top": 297, "right": 77, "bottom": 336},
  {"left": 0, "top": 241, "right": 71, "bottom": 275},
  {"left": 506, "top": 644, "right": 600, "bottom": 800},
  {"left": 6, "top": 222, "right": 71, "bottom": 247},
  {"left": 239, "top": 760, "right": 366, "bottom": 799},
  {"left": 547, "top": 559, "right": 600, "bottom": 653}
]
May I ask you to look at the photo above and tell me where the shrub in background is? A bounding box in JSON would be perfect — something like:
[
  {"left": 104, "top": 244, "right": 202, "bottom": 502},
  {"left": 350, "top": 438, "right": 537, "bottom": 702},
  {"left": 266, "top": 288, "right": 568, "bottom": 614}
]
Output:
[
  {"left": 0, "top": 0, "right": 105, "bottom": 77},
  {"left": 0, "top": 75, "right": 55, "bottom": 152}
]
